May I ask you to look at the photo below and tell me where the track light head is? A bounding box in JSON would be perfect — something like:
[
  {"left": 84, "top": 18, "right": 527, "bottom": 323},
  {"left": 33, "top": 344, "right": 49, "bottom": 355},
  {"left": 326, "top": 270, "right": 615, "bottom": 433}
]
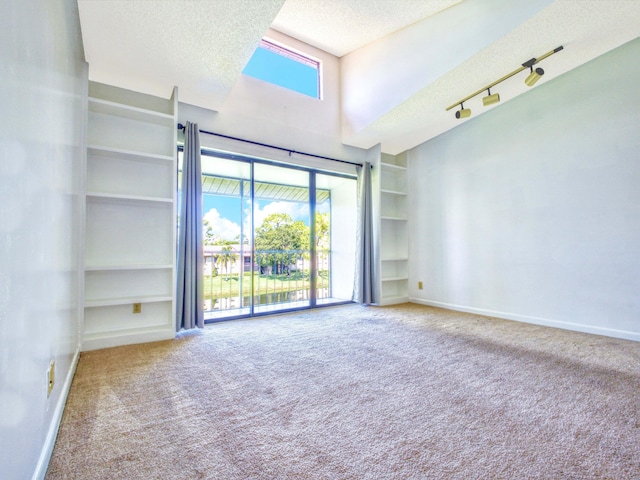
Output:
[
  {"left": 525, "top": 67, "right": 544, "bottom": 87},
  {"left": 483, "top": 89, "right": 500, "bottom": 106},
  {"left": 455, "top": 104, "right": 471, "bottom": 119}
]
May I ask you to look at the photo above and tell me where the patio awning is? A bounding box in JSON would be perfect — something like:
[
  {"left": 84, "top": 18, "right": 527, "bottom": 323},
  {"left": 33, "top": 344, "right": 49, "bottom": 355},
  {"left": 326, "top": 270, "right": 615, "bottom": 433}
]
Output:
[{"left": 201, "top": 175, "right": 330, "bottom": 203}]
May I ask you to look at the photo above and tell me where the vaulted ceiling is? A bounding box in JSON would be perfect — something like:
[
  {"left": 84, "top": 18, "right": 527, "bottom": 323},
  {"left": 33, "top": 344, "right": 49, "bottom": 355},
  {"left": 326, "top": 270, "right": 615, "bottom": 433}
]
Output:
[{"left": 77, "top": 0, "right": 640, "bottom": 154}]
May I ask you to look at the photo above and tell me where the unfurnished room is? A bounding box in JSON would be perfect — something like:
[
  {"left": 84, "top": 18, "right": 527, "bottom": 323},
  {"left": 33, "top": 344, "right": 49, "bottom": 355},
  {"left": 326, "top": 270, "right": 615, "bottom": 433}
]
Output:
[{"left": 1, "top": 1, "right": 639, "bottom": 479}]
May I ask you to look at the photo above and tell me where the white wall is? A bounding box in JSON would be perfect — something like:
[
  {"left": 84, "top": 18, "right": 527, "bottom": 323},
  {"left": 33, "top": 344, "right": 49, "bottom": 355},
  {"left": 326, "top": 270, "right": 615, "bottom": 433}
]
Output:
[
  {"left": 179, "top": 28, "right": 367, "bottom": 168},
  {"left": 408, "top": 38, "right": 640, "bottom": 341},
  {"left": 0, "top": 1, "right": 87, "bottom": 479}
]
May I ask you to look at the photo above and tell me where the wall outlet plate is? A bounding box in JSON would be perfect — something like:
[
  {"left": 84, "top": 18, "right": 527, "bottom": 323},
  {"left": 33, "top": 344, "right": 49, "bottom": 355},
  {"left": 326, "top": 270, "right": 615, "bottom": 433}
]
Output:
[
  {"left": 47, "top": 360, "right": 55, "bottom": 398},
  {"left": 418, "top": 281, "right": 423, "bottom": 290},
  {"left": 133, "top": 303, "right": 142, "bottom": 314}
]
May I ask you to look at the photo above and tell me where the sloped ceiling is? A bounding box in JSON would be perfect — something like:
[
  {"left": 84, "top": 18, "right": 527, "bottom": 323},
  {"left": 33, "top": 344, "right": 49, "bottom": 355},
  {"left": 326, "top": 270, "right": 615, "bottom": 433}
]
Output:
[
  {"left": 271, "top": 0, "right": 462, "bottom": 57},
  {"left": 340, "top": 0, "right": 640, "bottom": 153},
  {"left": 77, "top": 0, "right": 640, "bottom": 155},
  {"left": 77, "top": 0, "right": 286, "bottom": 107}
]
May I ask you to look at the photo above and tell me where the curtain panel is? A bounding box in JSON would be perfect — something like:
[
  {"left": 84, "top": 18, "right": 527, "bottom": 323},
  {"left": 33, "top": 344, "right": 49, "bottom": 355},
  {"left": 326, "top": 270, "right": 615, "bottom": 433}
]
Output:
[
  {"left": 353, "top": 162, "right": 376, "bottom": 305},
  {"left": 176, "top": 121, "right": 204, "bottom": 330}
]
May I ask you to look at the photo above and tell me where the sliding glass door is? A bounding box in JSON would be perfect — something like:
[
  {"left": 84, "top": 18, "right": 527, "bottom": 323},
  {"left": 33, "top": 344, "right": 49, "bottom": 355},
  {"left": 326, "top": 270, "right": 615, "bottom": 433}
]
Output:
[
  {"left": 196, "top": 150, "right": 356, "bottom": 321},
  {"left": 200, "top": 155, "right": 251, "bottom": 318}
]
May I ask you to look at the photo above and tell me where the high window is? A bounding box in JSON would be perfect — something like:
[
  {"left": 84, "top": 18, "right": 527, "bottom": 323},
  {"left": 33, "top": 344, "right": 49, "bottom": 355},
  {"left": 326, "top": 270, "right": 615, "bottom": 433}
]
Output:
[{"left": 242, "top": 39, "right": 321, "bottom": 99}]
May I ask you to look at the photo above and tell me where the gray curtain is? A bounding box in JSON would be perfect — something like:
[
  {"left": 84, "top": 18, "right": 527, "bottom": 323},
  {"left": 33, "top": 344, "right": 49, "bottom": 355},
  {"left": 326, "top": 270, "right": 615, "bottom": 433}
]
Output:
[
  {"left": 176, "top": 121, "right": 204, "bottom": 330},
  {"left": 353, "top": 162, "right": 376, "bottom": 305}
]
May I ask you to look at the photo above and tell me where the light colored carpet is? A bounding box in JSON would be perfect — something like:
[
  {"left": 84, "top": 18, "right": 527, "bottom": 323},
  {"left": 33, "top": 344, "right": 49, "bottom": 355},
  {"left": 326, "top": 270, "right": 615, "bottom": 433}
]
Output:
[{"left": 47, "top": 303, "right": 640, "bottom": 479}]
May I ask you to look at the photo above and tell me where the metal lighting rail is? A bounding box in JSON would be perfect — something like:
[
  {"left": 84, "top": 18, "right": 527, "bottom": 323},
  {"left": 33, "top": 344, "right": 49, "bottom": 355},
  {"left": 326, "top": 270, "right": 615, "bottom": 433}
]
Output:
[{"left": 446, "top": 46, "right": 564, "bottom": 111}]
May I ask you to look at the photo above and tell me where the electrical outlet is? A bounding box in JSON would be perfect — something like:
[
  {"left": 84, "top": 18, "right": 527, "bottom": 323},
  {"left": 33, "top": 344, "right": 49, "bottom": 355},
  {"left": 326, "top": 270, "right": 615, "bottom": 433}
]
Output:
[
  {"left": 47, "top": 360, "right": 55, "bottom": 398},
  {"left": 418, "top": 281, "right": 423, "bottom": 290},
  {"left": 133, "top": 303, "right": 142, "bottom": 314}
]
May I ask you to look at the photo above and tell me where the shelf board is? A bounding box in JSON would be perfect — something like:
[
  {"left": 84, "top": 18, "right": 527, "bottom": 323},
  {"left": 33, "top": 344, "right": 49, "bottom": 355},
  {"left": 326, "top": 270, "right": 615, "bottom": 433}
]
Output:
[
  {"left": 380, "top": 162, "right": 407, "bottom": 171},
  {"left": 88, "top": 145, "right": 174, "bottom": 164},
  {"left": 86, "top": 192, "right": 173, "bottom": 204},
  {"left": 85, "top": 264, "right": 173, "bottom": 272},
  {"left": 88, "top": 97, "right": 174, "bottom": 127},
  {"left": 381, "top": 276, "right": 409, "bottom": 282},
  {"left": 381, "top": 189, "right": 407, "bottom": 196},
  {"left": 85, "top": 295, "right": 173, "bottom": 308},
  {"left": 381, "top": 216, "right": 408, "bottom": 221}
]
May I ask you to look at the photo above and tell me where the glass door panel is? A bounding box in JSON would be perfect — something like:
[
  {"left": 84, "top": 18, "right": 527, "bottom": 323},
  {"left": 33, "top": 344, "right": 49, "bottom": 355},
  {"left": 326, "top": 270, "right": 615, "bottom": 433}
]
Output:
[
  {"left": 253, "top": 163, "right": 311, "bottom": 313},
  {"left": 316, "top": 173, "right": 357, "bottom": 303},
  {"left": 201, "top": 156, "right": 251, "bottom": 319}
]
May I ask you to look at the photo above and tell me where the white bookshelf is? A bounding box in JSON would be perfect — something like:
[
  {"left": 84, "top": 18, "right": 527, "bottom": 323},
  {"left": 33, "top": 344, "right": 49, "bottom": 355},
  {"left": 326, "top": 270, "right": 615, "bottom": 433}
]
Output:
[
  {"left": 83, "top": 81, "right": 178, "bottom": 351},
  {"left": 88, "top": 97, "right": 174, "bottom": 126},
  {"left": 378, "top": 153, "right": 409, "bottom": 305}
]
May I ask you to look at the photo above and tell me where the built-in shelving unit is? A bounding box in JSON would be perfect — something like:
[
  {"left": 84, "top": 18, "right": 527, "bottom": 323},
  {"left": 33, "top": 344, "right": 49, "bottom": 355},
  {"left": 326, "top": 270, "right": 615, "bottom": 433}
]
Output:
[
  {"left": 377, "top": 152, "right": 409, "bottom": 305},
  {"left": 82, "top": 81, "right": 178, "bottom": 351}
]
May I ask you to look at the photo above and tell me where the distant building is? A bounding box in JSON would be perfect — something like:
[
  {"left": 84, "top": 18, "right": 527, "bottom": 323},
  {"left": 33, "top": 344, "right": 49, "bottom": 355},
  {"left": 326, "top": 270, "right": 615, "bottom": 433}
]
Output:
[{"left": 203, "top": 244, "right": 250, "bottom": 276}]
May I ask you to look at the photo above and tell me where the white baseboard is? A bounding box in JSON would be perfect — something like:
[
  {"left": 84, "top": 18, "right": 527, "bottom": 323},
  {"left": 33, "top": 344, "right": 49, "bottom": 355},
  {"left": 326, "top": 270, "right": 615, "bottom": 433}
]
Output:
[
  {"left": 409, "top": 297, "right": 640, "bottom": 342},
  {"left": 82, "top": 327, "right": 175, "bottom": 352},
  {"left": 32, "top": 346, "right": 81, "bottom": 480},
  {"left": 378, "top": 296, "right": 410, "bottom": 306}
]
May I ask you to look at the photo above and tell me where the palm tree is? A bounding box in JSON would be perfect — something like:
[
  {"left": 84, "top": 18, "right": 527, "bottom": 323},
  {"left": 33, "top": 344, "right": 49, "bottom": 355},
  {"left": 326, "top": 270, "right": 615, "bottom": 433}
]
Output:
[{"left": 219, "top": 244, "right": 238, "bottom": 280}]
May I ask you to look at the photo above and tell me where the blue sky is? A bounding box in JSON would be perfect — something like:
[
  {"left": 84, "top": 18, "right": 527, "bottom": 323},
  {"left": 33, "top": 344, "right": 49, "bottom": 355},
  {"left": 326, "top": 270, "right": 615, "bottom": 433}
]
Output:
[
  {"left": 204, "top": 194, "right": 320, "bottom": 242},
  {"left": 242, "top": 44, "right": 319, "bottom": 98},
  {"left": 204, "top": 195, "right": 238, "bottom": 223}
]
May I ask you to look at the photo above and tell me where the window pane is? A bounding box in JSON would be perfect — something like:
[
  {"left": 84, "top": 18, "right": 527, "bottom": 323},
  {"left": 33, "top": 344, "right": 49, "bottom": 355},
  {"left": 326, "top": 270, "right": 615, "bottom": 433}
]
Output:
[{"left": 243, "top": 40, "right": 320, "bottom": 98}]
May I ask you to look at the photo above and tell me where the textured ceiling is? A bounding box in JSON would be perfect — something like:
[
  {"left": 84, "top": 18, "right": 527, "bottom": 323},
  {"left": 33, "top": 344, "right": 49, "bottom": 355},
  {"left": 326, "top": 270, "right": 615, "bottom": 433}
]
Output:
[
  {"left": 77, "top": 0, "right": 640, "bottom": 155},
  {"left": 271, "top": 0, "right": 462, "bottom": 57},
  {"left": 77, "top": 0, "right": 286, "bottom": 107}
]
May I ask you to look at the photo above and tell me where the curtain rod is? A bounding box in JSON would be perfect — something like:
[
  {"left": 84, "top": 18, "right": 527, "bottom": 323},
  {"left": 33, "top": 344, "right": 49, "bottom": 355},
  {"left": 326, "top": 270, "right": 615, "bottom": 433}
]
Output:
[{"left": 177, "top": 123, "right": 363, "bottom": 167}]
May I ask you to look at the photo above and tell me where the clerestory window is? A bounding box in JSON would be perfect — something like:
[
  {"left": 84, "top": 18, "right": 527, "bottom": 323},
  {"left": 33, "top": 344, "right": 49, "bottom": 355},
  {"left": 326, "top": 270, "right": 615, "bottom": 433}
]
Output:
[{"left": 242, "top": 38, "right": 321, "bottom": 99}]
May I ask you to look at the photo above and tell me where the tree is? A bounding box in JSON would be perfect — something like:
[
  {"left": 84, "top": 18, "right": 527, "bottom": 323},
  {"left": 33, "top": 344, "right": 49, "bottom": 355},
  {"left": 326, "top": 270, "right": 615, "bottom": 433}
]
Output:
[
  {"left": 203, "top": 219, "right": 220, "bottom": 246},
  {"left": 296, "top": 212, "right": 329, "bottom": 261},
  {"left": 313, "top": 212, "right": 330, "bottom": 275},
  {"left": 254, "top": 213, "right": 309, "bottom": 275},
  {"left": 218, "top": 243, "right": 238, "bottom": 280},
  {"left": 314, "top": 212, "right": 330, "bottom": 251}
]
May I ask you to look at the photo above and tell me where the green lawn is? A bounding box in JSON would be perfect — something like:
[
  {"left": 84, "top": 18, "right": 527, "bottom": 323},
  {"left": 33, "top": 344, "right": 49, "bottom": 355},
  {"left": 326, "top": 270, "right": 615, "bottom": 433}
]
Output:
[{"left": 204, "top": 271, "right": 329, "bottom": 301}]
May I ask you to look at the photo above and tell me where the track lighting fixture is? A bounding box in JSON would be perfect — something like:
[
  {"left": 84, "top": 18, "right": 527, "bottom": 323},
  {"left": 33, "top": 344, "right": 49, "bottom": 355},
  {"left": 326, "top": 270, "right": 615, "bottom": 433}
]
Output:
[
  {"left": 482, "top": 88, "right": 500, "bottom": 106},
  {"left": 525, "top": 67, "right": 544, "bottom": 86},
  {"left": 446, "top": 46, "right": 563, "bottom": 119},
  {"left": 456, "top": 103, "right": 471, "bottom": 119}
]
